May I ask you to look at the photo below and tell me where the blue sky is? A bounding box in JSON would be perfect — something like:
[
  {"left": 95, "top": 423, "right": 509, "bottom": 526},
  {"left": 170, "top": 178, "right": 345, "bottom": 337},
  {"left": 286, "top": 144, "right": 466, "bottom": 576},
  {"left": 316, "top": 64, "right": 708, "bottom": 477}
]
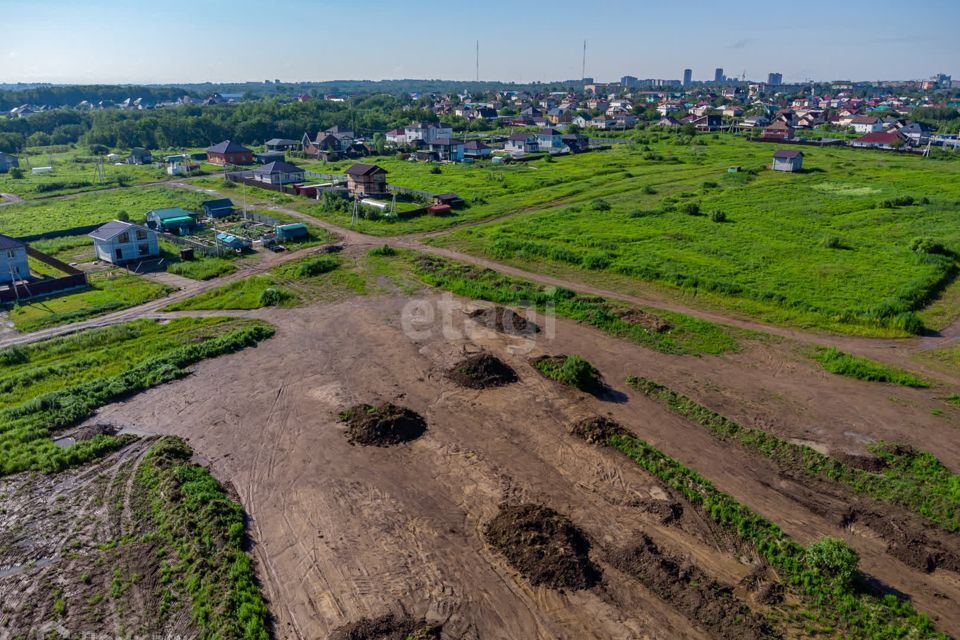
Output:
[{"left": 1, "top": 0, "right": 957, "bottom": 84}]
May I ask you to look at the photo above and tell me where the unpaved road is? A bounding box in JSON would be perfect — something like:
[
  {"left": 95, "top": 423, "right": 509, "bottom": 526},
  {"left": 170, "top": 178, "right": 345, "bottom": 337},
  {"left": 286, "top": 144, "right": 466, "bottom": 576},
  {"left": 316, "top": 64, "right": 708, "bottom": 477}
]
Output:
[{"left": 88, "top": 293, "right": 960, "bottom": 638}]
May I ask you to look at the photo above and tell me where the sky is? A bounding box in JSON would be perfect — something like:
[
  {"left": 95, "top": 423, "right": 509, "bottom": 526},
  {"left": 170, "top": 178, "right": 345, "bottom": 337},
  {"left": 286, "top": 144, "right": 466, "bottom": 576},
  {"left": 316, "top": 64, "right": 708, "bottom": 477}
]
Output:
[{"left": 1, "top": 0, "right": 958, "bottom": 85}]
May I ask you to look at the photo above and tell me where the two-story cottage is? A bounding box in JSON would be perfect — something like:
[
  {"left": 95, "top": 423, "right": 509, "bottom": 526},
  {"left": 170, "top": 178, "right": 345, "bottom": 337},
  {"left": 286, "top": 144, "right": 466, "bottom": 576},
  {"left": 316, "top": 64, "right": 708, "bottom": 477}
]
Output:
[
  {"left": 0, "top": 234, "right": 29, "bottom": 283},
  {"left": 89, "top": 221, "right": 160, "bottom": 265}
]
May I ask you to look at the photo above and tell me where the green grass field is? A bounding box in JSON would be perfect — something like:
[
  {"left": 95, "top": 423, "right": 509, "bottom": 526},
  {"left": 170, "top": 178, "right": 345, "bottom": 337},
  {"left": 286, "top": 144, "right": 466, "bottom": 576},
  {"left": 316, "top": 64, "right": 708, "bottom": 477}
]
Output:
[
  {"left": 416, "top": 135, "right": 960, "bottom": 335},
  {"left": 0, "top": 317, "right": 274, "bottom": 476},
  {"left": 0, "top": 148, "right": 170, "bottom": 200},
  {"left": 0, "top": 185, "right": 209, "bottom": 236},
  {"left": 7, "top": 271, "right": 175, "bottom": 331}
]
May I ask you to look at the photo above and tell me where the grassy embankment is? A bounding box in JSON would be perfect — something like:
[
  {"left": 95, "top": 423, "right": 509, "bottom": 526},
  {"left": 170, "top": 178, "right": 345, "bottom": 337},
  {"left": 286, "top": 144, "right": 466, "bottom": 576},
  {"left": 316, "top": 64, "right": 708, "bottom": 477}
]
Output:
[
  {"left": 811, "top": 347, "right": 931, "bottom": 388},
  {"left": 0, "top": 317, "right": 274, "bottom": 476},
  {"left": 627, "top": 376, "right": 960, "bottom": 533}
]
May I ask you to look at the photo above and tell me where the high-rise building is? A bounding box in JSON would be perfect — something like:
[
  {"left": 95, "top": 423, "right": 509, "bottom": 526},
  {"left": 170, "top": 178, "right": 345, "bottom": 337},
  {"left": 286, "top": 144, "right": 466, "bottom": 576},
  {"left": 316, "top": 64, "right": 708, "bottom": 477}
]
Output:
[
  {"left": 683, "top": 68, "right": 692, "bottom": 87},
  {"left": 767, "top": 72, "right": 783, "bottom": 86},
  {"left": 714, "top": 68, "right": 724, "bottom": 83},
  {"left": 621, "top": 75, "right": 638, "bottom": 88}
]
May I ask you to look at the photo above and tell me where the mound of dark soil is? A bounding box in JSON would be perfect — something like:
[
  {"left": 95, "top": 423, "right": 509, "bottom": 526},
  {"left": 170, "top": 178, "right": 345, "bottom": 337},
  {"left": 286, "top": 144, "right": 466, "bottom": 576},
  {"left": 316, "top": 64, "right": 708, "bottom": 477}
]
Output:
[
  {"left": 754, "top": 581, "right": 785, "bottom": 605},
  {"left": 611, "top": 535, "right": 776, "bottom": 640},
  {"left": 446, "top": 353, "right": 519, "bottom": 389},
  {"left": 467, "top": 306, "right": 539, "bottom": 336},
  {"left": 615, "top": 308, "right": 672, "bottom": 333},
  {"left": 338, "top": 403, "right": 427, "bottom": 447},
  {"left": 74, "top": 422, "right": 118, "bottom": 441},
  {"left": 834, "top": 452, "right": 887, "bottom": 473},
  {"left": 635, "top": 499, "right": 684, "bottom": 525},
  {"left": 570, "top": 415, "right": 626, "bottom": 445},
  {"left": 484, "top": 503, "right": 600, "bottom": 590},
  {"left": 840, "top": 507, "right": 960, "bottom": 573},
  {"left": 328, "top": 613, "right": 441, "bottom": 640}
]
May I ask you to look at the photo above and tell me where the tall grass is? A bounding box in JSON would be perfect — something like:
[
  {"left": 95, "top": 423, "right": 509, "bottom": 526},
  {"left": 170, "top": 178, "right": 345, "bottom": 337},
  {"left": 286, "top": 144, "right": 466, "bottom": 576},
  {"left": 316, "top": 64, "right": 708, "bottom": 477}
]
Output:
[{"left": 812, "top": 348, "right": 930, "bottom": 387}]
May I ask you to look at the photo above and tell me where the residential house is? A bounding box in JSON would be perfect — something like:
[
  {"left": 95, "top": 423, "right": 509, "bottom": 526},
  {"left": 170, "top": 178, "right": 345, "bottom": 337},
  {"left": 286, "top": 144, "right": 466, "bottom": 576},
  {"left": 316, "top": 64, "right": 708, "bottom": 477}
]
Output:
[
  {"left": 145, "top": 207, "right": 198, "bottom": 233},
  {"left": 572, "top": 115, "right": 592, "bottom": 128},
  {"left": 254, "top": 150, "right": 285, "bottom": 164},
  {"left": 562, "top": 134, "right": 590, "bottom": 153},
  {"left": 771, "top": 150, "right": 803, "bottom": 172},
  {"left": 206, "top": 140, "right": 254, "bottom": 165},
  {"left": 850, "top": 130, "right": 909, "bottom": 150},
  {"left": 0, "top": 152, "right": 19, "bottom": 174},
  {"left": 0, "top": 234, "right": 29, "bottom": 283},
  {"left": 202, "top": 198, "right": 235, "bottom": 219},
  {"left": 657, "top": 116, "right": 681, "bottom": 128},
  {"left": 761, "top": 121, "right": 794, "bottom": 140},
  {"left": 89, "top": 221, "right": 159, "bottom": 265},
  {"left": 265, "top": 138, "right": 301, "bottom": 152},
  {"left": 546, "top": 107, "right": 573, "bottom": 124},
  {"left": 505, "top": 133, "right": 539, "bottom": 154},
  {"left": 741, "top": 115, "right": 770, "bottom": 129},
  {"left": 252, "top": 160, "right": 306, "bottom": 185},
  {"left": 385, "top": 128, "right": 407, "bottom": 145},
  {"left": 345, "top": 163, "right": 388, "bottom": 197},
  {"left": 427, "top": 139, "right": 465, "bottom": 162},
  {"left": 536, "top": 128, "right": 565, "bottom": 151},
  {"left": 127, "top": 147, "right": 152, "bottom": 165},
  {"left": 464, "top": 140, "right": 491, "bottom": 158},
  {"left": 849, "top": 116, "right": 883, "bottom": 134},
  {"left": 613, "top": 114, "right": 638, "bottom": 128},
  {"left": 404, "top": 122, "right": 453, "bottom": 145},
  {"left": 897, "top": 122, "right": 932, "bottom": 144}
]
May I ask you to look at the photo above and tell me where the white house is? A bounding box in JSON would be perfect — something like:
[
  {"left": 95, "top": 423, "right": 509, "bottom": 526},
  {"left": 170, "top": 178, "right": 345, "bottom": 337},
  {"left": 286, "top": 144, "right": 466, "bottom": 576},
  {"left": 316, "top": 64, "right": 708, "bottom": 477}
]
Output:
[
  {"left": 89, "top": 221, "right": 160, "bottom": 265},
  {"left": 404, "top": 122, "right": 453, "bottom": 145},
  {"left": 849, "top": 116, "right": 883, "bottom": 134},
  {"left": 0, "top": 235, "right": 29, "bottom": 283},
  {"left": 505, "top": 133, "right": 539, "bottom": 154},
  {"left": 385, "top": 128, "right": 407, "bottom": 145},
  {"left": 536, "top": 128, "right": 565, "bottom": 150}
]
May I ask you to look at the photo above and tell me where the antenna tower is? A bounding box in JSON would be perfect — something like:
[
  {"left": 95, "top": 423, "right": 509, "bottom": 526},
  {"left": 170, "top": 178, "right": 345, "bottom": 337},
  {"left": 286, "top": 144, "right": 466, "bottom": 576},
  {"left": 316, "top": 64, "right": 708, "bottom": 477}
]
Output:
[
  {"left": 581, "top": 40, "right": 587, "bottom": 82},
  {"left": 476, "top": 40, "right": 479, "bottom": 82}
]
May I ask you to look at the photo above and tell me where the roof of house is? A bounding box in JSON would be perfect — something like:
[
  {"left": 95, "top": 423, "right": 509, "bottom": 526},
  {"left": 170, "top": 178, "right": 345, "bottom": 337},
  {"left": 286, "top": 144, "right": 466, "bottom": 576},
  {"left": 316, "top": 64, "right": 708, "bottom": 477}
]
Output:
[
  {"left": 538, "top": 128, "right": 561, "bottom": 135},
  {"left": 254, "top": 160, "right": 304, "bottom": 175},
  {"left": 851, "top": 116, "right": 880, "bottom": 124},
  {"left": 88, "top": 220, "right": 145, "bottom": 242},
  {"left": 265, "top": 138, "right": 300, "bottom": 146},
  {"left": 0, "top": 233, "right": 24, "bottom": 251},
  {"left": 345, "top": 163, "right": 387, "bottom": 177},
  {"left": 207, "top": 140, "right": 252, "bottom": 154},
  {"left": 773, "top": 150, "right": 803, "bottom": 159},
  {"left": 429, "top": 138, "right": 464, "bottom": 147},
  {"left": 147, "top": 207, "right": 195, "bottom": 220},
  {"left": 855, "top": 131, "right": 906, "bottom": 144},
  {"left": 464, "top": 140, "right": 489, "bottom": 150},
  {"left": 509, "top": 133, "right": 535, "bottom": 141},
  {"left": 202, "top": 198, "right": 234, "bottom": 210}
]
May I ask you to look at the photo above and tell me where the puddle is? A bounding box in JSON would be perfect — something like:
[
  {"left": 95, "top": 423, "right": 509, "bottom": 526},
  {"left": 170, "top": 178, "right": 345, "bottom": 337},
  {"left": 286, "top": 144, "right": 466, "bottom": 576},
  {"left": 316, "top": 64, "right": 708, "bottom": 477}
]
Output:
[{"left": 52, "top": 436, "right": 76, "bottom": 448}]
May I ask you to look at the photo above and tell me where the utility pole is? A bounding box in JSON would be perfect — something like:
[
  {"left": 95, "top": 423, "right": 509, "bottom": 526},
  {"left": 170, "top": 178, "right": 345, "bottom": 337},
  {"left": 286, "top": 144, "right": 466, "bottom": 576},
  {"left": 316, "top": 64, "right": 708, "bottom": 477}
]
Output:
[
  {"left": 476, "top": 40, "right": 479, "bottom": 83},
  {"left": 581, "top": 40, "right": 587, "bottom": 83}
]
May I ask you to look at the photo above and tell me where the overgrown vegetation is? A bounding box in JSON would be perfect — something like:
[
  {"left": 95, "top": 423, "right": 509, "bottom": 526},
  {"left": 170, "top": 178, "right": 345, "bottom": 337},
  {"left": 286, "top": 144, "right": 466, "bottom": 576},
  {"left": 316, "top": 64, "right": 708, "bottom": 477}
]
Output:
[
  {"left": 136, "top": 437, "right": 269, "bottom": 639},
  {"left": 627, "top": 376, "right": 960, "bottom": 533},
  {"left": 413, "top": 254, "right": 740, "bottom": 356},
  {"left": 811, "top": 347, "right": 931, "bottom": 388},
  {"left": 603, "top": 430, "right": 945, "bottom": 639},
  {"left": 531, "top": 355, "right": 602, "bottom": 392},
  {"left": 0, "top": 317, "right": 274, "bottom": 476}
]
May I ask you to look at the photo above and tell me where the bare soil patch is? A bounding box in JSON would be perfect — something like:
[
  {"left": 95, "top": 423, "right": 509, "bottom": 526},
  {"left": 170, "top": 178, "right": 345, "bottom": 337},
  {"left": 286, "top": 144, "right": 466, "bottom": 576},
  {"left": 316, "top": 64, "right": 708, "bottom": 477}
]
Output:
[
  {"left": 840, "top": 506, "right": 960, "bottom": 574},
  {"left": 446, "top": 352, "right": 518, "bottom": 389},
  {"left": 339, "top": 403, "right": 427, "bottom": 447},
  {"left": 328, "top": 613, "right": 442, "bottom": 640},
  {"left": 833, "top": 452, "right": 888, "bottom": 473},
  {"left": 467, "top": 305, "right": 539, "bottom": 336},
  {"left": 610, "top": 534, "right": 778, "bottom": 640},
  {"left": 614, "top": 308, "right": 672, "bottom": 333},
  {"left": 484, "top": 503, "right": 601, "bottom": 591}
]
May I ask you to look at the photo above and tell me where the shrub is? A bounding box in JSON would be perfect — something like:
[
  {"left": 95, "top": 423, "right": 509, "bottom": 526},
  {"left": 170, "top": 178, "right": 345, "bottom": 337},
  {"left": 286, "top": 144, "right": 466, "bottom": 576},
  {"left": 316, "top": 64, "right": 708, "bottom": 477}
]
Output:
[
  {"left": 532, "top": 355, "right": 602, "bottom": 392},
  {"left": 368, "top": 244, "right": 397, "bottom": 257},
  {"left": 909, "top": 237, "right": 947, "bottom": 255},
  {"left": 820, "top": 236, "right": 842, "bottom": 249},
  {"left": 805, "top": 538, "right": 859, "bottom": 589},
  {"left": 116, "top": 210, "right": 130, "bottom": 222},
  {"left": 709, "top": 210, "right": 726, "bottom": 223},
  {"left": 292, "top": 255, "right": 338, "bottom": 278},
  {"left": 591, "top": 198, "right": 611, "bottom": 212},
  {"left": 259, "top": 288, "right": 291, "bottom": 307},
  {"left": 429, "top": 166, "right": 441, "bottom": 174},
  {"left": 642, "top": 185, "right": 657, "bottom": 195},
  {"left": 681, "top": 202, "right": 701, "bottom": 216},
  {"left": 8, "top": 167, "right": 23, "bottom": 179},
  {"left": 879, "top": 195, "right": 915, "bottom": 208},
  {"left": 582, "top": 253, "right": 610, "bottom": 270}
]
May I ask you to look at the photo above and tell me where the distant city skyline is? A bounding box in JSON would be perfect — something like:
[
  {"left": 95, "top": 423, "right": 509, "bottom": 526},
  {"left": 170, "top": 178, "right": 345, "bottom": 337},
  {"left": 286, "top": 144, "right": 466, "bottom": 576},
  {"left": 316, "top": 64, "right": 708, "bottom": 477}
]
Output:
[{"left": 2, "top": 0, "right": 958, "bottom": 85}]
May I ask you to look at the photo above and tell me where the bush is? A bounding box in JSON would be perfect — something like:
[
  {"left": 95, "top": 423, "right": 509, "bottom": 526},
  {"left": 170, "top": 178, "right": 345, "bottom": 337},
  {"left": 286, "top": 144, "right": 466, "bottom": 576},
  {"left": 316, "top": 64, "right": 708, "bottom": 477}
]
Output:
[
  {"left": 820, "top": 236, "right": 842, "bottom": 249},
  {"left": 116, "top": 210, "right": 130, "bottom": 222},
  {"left": 879, "top": 195, "right": 915, "bottom": 208},
  {"left": 709, "top": 210, "right": 726, "bottom": 223},
  {"left": 259, "top": 288, "right": 291, "bottom": 307},
  {"left": 909, "top": 236, "right": 947, "bottom": 255},
  {"left": 805, "top": 538, "right": 859, "bottom": 589},
  {"left": 8, "top": 167, "right": 23, "bottom": 179},
  {"left": 429, "top": 166, "right": 442, "bottom": 174},
  {"left": 532, "top": 355, "right": 602, "bottom": 392},
  {"left": 681, "top": 202, "right": 701, "bottom": 216},
  {"left": 641, "top": 185, "right": 657, "bottom": 195},
  {"left": 368, "top": 244, "right": 397, "bottom": 257},
  {"left": 292, "top": 255, "right": 338, "bottom": 277},
  {"left": 591, "top": 198, "right": 611, "bottom": 212}
]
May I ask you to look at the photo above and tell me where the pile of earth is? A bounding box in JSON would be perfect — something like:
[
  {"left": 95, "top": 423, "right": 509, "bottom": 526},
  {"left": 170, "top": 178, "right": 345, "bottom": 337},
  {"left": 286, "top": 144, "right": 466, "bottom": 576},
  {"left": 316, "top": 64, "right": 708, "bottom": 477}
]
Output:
[
  {"left": 614, "top": 308, "right": 672, "bottom": 333},
  {"left": 484, "top": 503, "right": 600, "bottom": 590},
  {"left": 569, "top": 415, "right": 626, "bottom": 445},
  {"left": 446, "top": 352, "right": 519, "bottom": 389},
  {"left": 739, "top": 564, "right": 785, "bottom": 605},
  {"left": 840, "top": 506, "right": 960, "bottom": 573},
  {"left": 328, "top": 613, "right": 441, "bottom": 640},
  {"left": 467, "top": 306, "right": 539, "bottom": 336},
  {"left": 610, "top": 534, "right": 777, "bottom": 640},
  {"left": 338, "top": 403, "right": 427, "bottom": 447}
]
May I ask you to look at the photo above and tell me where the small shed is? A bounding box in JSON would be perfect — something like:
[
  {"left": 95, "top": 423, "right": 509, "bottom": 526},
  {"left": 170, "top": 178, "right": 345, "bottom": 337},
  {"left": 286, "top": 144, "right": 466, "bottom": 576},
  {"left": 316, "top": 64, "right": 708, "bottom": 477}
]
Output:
[
  {"left": 772, "top": 150, "right": 803, "bottom": 173},
  {"left": 254, "top": 150, "right": 286, "bottom": 164},
  {"left": 146, "top": 207, "right": 198, "bottom": 233},
  {"left": 433, "top": 193, "right": 465, "bottom": 208},
  {"left": 216, "top": 232, "right": 251, "bottom": 252},
  {"left": 275, "top": 223, "right": 309, "bottom": 241}
]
